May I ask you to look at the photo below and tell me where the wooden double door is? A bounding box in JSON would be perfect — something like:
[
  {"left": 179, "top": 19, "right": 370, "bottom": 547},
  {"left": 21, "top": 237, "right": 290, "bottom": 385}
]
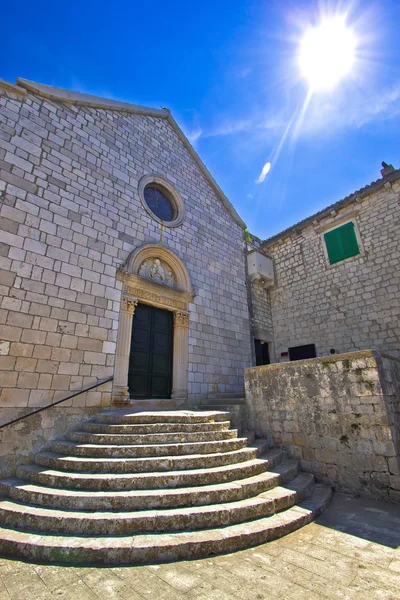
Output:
[{"left": 128, "top": 303, "right": 173, "bottom": 399}]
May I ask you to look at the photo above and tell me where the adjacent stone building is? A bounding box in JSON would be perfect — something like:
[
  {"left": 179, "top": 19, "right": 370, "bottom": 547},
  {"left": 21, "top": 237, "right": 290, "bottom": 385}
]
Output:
[{"left": 250, "top": 164, "right": 400, "bottom": 364}]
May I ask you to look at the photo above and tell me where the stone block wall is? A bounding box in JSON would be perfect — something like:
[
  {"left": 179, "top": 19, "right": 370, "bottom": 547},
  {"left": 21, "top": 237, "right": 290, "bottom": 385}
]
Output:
[
  {"left": 0, "top": 401, "right": 107, "bottom": 477},
  {"left": 264, "top": 180, "right": 400, "bottom": 360},
  {"left": 244, "top": 350, "right": 400, "bottom": 502},
  {"left": 0, "top": 81, "right": 251, "bottom": 423},
  {"left": 250, "top": 280, "right": 273, "bottom": 342},
  {"left": 379, "top": 353, "right": 400, "bottom": 462},
  {"left": 246, "top": 239, "right": 274, "bottom": 360}
]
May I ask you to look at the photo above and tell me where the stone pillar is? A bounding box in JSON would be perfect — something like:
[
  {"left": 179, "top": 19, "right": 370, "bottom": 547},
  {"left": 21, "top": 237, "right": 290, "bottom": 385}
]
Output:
[
  {"left": 112, "top": 296, "right": 138, "bottom": 406},
  {"left": 171, "top": 310, "right": 189, "bottom": 401}
]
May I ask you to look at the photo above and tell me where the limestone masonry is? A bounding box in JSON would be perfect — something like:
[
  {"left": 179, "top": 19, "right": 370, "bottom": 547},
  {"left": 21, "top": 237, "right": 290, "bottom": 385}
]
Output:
[
  {"left": 0, "top": 78, "right": 251, "bottom": 423},
  {"left": 0, "top": 77, "right": 399, "bottom": 505},
  {"left": 262, "top": 171, "right": 400, "bottom": 362},
  {"left": 245, "top": 350, "right": 400, "bottom": 502}
]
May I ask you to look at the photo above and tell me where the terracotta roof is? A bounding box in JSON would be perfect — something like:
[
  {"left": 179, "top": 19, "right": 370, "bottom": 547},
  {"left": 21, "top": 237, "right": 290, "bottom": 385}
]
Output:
[
  {"left": 0, "top": 78, "right": 246, "bottom": 229},
  {"left": 263, "top": 167, "right": 400, "bottom": 248}
]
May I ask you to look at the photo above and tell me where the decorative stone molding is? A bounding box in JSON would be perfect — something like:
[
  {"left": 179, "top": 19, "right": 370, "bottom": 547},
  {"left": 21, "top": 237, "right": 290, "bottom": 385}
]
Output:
[
  {"left": 113, "top": 244, "right": 193, "bottom": 406},
  {"left": 172, "top": 310, "right": 190, "bottom": 400},
  {"left": 122, "top": 243, "right": 193, "bottom": 294},
  {"left": 138, "top": 174, "right": 186, "bottom": 228},
  {"left": 113, "top": 299, "right": 138, "bottom": 406},
  {"left": 174, "top": 311, "right": 190, "bottom": 328},
  {"left": 124, "top": 280, "right": 189, "bottom": 311},
  {"left": 120, "top": 296, "right": 139, "bottom": 313},
  {"left": 116, "top": 244, "right": 193, "bottom": 312}
]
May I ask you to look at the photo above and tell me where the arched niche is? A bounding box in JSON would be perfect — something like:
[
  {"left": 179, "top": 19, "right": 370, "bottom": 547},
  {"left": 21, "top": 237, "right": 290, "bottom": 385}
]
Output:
[
  {"left": 126, "top": 243, "right": 193, "bottom": 294},
  {"left": 112, "top": 244, "right": 193, "bottom": 406}
]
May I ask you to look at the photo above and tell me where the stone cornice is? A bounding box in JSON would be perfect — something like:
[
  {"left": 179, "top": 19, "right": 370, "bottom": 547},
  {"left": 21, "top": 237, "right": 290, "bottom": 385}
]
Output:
[
  {"left": 263, "top": 169, "right": 400, "bottom": 249},
  {"left": 0, "top": 79, "right": 27, "bottom": 97},
  {"left": 16, "top": 78, "right": 168, "bottom": 117},
  {"left": 118, "top": 270, "right": 193, "bottom": 312}
]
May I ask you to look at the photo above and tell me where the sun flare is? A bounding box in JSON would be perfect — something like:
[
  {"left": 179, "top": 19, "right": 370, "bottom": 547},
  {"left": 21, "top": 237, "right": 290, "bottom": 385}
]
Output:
[{"left": 298, "top": 16, "right": 356, "bottom": 92}]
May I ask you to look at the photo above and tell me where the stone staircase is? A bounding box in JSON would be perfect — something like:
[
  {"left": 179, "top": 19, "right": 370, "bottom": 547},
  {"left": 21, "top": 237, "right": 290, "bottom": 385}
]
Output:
[
  {"left": 0, "top": 410, "right": 332, "bottom": 565},
  {"left": 195, "top": 394, "right": 248, "bottom": 430}
]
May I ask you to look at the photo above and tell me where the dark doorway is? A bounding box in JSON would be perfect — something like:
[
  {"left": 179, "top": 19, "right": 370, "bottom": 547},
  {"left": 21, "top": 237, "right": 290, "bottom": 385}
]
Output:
[
  {"left": 288, "top": 343, "right": 316, "bottom": 362},
  {"left": 255, "top": 339, "right": 270, "bottom": 366},
  {"left": 128, "top": 303, "right": 173, "bottom": 399}
]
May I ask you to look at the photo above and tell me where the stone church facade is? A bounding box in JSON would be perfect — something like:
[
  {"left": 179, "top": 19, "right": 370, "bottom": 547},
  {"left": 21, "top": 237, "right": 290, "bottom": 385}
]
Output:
[{"left": 0, "top": 78, "right": 253, "bottom": 428}]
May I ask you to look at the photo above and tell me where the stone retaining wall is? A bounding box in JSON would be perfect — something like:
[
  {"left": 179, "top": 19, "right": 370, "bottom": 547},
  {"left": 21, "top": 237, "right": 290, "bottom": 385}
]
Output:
[
  {"left": 0, "top": 400, "right": 109, "bottom": 477},
  {"left": 244, "top": 350, "right": 400, "bottom": 502}
]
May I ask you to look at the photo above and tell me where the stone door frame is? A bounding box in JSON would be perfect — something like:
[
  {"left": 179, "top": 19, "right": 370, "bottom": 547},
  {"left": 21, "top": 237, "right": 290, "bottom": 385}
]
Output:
[{"left": 112, "top": 244, "right": 193, "bottom": 406}]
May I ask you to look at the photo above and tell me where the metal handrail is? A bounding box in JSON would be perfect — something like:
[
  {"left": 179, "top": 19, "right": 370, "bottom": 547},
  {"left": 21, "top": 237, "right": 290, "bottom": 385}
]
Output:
[{"left": 0, "top": 376, "right": 113, "bottom": 430}]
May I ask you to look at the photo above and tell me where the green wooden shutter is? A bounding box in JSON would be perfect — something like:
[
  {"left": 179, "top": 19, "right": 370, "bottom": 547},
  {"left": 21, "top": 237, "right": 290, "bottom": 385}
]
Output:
[
  {"left": 340, "top": 222, "right": 360, "bottom": 259},
  {"left": 324, "top": 227, "right": 343, "bottom": 264},
  {"left": 324, "top": 222, "right": 360, "bottom": 264}
]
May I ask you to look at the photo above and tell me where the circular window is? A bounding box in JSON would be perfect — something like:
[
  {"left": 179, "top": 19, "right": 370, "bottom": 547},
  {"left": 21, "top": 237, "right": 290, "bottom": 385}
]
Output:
[
  {"left": 143, "top": 185, "right": 177, "bottom": 222},
  {"left": 139, "top": 175, "right": 185, "bottom": 228}
]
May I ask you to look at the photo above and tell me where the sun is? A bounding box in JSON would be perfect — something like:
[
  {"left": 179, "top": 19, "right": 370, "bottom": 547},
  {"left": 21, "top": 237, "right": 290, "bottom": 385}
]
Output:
[{"left": 298, "top": 16, "right": 356, "bottom": 92}]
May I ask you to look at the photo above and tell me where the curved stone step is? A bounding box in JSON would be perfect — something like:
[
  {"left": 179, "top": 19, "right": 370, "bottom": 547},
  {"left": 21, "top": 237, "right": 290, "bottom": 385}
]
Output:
[
  {"left": 0, "top": 457, "right": 297, "bottom": 511},
  {"left": 69, "top": 429, "right": 238, "bottom": 445},
  {"left": 95, "top": 410, "right": 230, "bottom": 425},
  {"left": 33, "top": 442, "right": 270, "bottom": 473},
  {"left": 16, "top": 456, "right": 270, "bottom": 491},
  {"left": 118, "top": 399, "right": 187, "bottom": 412},
  {"left": 0, "top": 473, "right": 315, "bottom": 536},
  {"left": 50, "top": 437, "right": 248, "bottom": 458},
  {"left": 84, "top": 421, "right": 232, "bottom": 434},
  {"left": 0, "top": 485, "right": 332, "bottom": 565}
]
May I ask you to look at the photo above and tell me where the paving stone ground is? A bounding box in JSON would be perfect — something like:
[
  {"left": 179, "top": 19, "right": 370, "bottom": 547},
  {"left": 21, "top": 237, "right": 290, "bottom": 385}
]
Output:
[{"left": 0, "top": 493, "right": 399, "bottom": 600}]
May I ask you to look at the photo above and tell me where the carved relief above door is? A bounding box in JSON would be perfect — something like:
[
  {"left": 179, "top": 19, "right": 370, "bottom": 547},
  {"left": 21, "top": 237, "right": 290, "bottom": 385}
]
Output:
[{"left": 138, "top": 257, "right": 176, "bottom": 288}]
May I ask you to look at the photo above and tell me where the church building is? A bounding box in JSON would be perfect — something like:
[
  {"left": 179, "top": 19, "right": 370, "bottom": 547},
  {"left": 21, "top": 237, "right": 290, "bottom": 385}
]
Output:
[
  {"left": 0, "top": 78, "right": 399, "bottom": 563},
  {"left": 0, "top": 78, "right": 253, "bottom": 420}
]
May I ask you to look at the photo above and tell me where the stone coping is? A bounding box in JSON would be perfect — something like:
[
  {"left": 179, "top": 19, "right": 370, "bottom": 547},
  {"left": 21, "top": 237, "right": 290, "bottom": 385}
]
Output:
[
  {"left": 245, "top": 349, "right": 377, "bottom": 375},
  {"left": 263, "top": 170, "right": 400, "bottom": 248}
]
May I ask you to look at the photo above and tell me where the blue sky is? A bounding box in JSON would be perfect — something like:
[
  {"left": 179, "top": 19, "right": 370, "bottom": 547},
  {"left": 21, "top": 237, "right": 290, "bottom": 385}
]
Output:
[{"left": 2, "top": 0, "right": 400, "bottom": 238}]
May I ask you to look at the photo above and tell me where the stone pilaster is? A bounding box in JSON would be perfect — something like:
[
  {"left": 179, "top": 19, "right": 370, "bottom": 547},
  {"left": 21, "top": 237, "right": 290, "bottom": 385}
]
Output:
[
  {"left": 112, "top": 296, "right": 139, "bottom": 406},
  {"left": 171, "top": 311, "right": 190, "bottom": 401}
]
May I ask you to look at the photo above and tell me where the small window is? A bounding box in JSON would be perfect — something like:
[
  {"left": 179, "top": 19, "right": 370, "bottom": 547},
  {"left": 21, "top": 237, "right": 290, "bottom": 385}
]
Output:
[
  {"left": 255, "top": 339, "right": 270, "bottom": 366},
  {"left": 288, "top": 344, "right": 316, "bottom": 361},
  {"left": 324, "top": 221, "right": 360, "bottom": 265}
]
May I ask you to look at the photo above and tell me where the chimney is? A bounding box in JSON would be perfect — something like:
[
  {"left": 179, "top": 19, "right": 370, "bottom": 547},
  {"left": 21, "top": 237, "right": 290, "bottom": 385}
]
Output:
[{"left": 381, "top": 161, "right": 395, "bottom": 177}]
